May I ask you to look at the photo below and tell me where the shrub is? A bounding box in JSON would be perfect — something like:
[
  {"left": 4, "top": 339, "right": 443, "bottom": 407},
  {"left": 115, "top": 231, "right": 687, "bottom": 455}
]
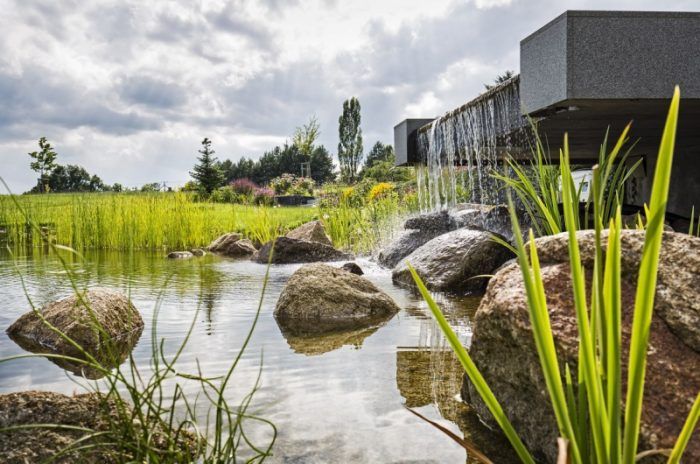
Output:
[
  {"left": 230, "top": 178, "right": 259, "bottom": 196},
  {"left": 270, "top": 173, "right": 314, "bottom": 196},
  {"left": 367, "top": 182, "right": 394, "bottom": 202}
]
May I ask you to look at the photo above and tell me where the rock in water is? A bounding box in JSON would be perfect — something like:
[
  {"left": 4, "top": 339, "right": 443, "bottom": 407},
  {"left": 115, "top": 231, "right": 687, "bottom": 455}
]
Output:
[
  {"left": 403, "top": 210, "right": 453, "bottom": 234},
  {"left": 255, "top": 237, "right": 352, "bottom": 264},
  {"left": 189, "top": 248, "right": 206, "bottom": 257},
  {"left": 167, "top": 251, "right": 193, "bottom": 259},
  {"left": 207, "top": 232, "right": 257, "bottom": 257},
  {"left": 6, "top": 289, "right": 144, "bottom": 378},
  {"left": 285, "top": 220, "right": 333, "bottom": 246},
  {"left": 275, "top": 263, "right": 400, "bottom": 334},
  {"left": 341, "top": 262, "right": 364, "bottom": 275},
  {"left": 0, "top": 391, "right": 197, "bottom": 463},
  {"left": 392, "top": 229, "right": 513, "bottom": 292},
  {"left": 377, "top": 229, "right": 439, "bottom": 268},
  {"left": 464, "top": 230, "right": 700, "bottom": 463}
]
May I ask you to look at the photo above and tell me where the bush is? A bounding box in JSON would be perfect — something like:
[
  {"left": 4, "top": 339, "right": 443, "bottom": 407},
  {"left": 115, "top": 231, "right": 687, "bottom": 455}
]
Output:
[
  {"left": 230, "top": 178, "right": 259, "bottom": 196},
  {"left": 270, "top": 173, "right": 314, "bottom": 196}
]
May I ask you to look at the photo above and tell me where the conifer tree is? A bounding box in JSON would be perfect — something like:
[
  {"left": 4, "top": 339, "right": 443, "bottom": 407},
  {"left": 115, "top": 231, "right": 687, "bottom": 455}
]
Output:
[{"left": 190, "top": 138, "right": 224, "bottom": 195}]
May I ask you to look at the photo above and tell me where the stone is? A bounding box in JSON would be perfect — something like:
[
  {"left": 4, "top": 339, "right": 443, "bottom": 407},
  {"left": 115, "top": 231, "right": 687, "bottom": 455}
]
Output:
[
  {"left": 207, "top": 232, "right": 257, "bottom": 258},
  {"left": 0, "top": 391, "right": 197, "bottom": 463},
  {"left": 274, "top": 263, "right": 400, "bottom": 334},
  {"left": 403, "top": 210, "right": 453, "bottom": 233},
  {"left": 463, "top": 230, "right": 700, "bottom": 463},
  {"left": 6, "top": 289, "right": 144, "bottom": 379},
  {"left": 341, "top": 262, "right": 364, "bottom": 275},
  {"left": 167, "top": 251, "right": 193, "bottom": 259},
  {"left": 392, "top": 229, "right": 514, "bottom": 293},
  {"left": 377, "top": 229, "right": 439, "bottom": 268},
  {"left": 190, "top": 248, "right": 206, "bottom": 257},
  {"left": 449, "top": 203, "right": 518, "bottom": 243},
  {"left": 255, "top": 237, "right": 352, "bottom": 264},
  {"left": 285, "top": 220, "right": 333, "bottom": 246}
]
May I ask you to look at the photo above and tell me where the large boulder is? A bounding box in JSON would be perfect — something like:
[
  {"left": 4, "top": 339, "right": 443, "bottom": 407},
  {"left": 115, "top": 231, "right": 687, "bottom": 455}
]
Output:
[
  {"left": 207, "top": 233, "right": 257, "bottom": 257},
  {"left": 255, "top": 237, "right": 352, "bottom": 264},
  {"left": 403, "top": 210, "right": 454, "bottom": 234},
  {"left": 6, "top": 289, "right": 144, "bottom": 379},
  {"left": 392, "top": 229, "right": 513, "bottom": 293},
  {"left": 377, "top": 229, "right": 438, "bottom": 268},
  {"left": 274, "top": 263, "right": 400, "bottom": 334},
  {"left": 463, "top": 230, "right": 700, "bottom": 463},
  {"left": 285, "top": 220, "right": 333, "bottom": 246}
]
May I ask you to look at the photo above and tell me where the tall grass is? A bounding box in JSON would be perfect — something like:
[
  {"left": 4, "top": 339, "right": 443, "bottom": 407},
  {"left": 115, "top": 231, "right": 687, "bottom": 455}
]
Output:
[
  {"left": 412, "top": 87, "right": 700, "bottom": 463},
  {"left": 1, "top": 199, "right": 277, "bottom": 462},
  {"left": 0, "top": 191, "right": 316, "bottom": 251}
]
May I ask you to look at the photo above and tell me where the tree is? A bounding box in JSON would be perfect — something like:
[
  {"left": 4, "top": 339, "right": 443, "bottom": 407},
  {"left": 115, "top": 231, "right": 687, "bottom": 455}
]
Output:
[
  {"left": 293, "top": 115, "right": 321, "bottom": 159},
  {"left": 337, "top": 97, "right": 363, "bottom": 183},
  {"left": 28, "top": 137, "right": 58, "bottom": 193},
  {"left": 112, "top": 183, "right": 123, "bottom": 192},
  {"left": 363, "top": 141, "right": 395, "bottom": 170},
  {"left": 309, "top": 145, "right": 336, "bottom": 184},
  {"left": 190, "top": 138, "right": 224, "bottom": 195},
  {"left": 484, "top": 70, "right": 515, "bottom": 90},
  {"left": 33, "top": 164, "right": 106, "bottom": 193}
]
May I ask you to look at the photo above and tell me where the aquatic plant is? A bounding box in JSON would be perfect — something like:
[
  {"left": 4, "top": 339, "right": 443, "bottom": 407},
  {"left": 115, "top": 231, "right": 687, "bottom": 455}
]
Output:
[
  {"left": 0, "top": 192, "right": 315, "bottom": 251},
  {"left": 0, "top": 195, "right": 277, "bottom": 462},
  {"left": 411, "top": 87, "right": 700, "bottom": 463}
]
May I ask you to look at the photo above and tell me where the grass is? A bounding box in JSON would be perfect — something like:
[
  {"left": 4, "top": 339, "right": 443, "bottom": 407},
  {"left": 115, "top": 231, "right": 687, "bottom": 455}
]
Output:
[
  {"left": 412, "top": 86, "right": 700, "bottom": 463},
  {"left": 0, "top": 191, "right": 317, "bottom": 251},
  {"left": 1, "top": 204, "right": 277, "bottom": 462}
]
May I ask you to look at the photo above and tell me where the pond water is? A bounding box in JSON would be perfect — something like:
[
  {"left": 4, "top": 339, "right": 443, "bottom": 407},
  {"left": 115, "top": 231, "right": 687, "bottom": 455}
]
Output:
[{"left": 0, "top": 250, "right": 513, "bottom": 463}]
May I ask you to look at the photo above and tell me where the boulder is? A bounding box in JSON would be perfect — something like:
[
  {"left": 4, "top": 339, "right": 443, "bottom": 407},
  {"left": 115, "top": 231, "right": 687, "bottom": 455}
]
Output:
[
  {"left": 207, "top": 232, "right": 257, "bottom": 257},
  {"left": 377, "top": 229, "right": 439, "bottom": 268},
  {"left": 463, "top": 230, "right": 700, "bottom": 463},
  {"left": 392, "top": 229, "right": 513, "bottom": 293},
  {"left": 190, "top": 248, "right": 206, "bottom": 257},
  {"left": 255, "top": 237, "right": 352, "bottom": 264},
  {"left": 403, "top": 210, "right": 454, "bottom": 234},
  {"left": 285, "top": 220, "right": 333, "bottom": 246},
  {"left": 274, "top": 263, "right": 400, "bottom": 334},
  {"left": 6, "top": 289, "right": 144, "bottom": 379},
  {"left": 341, "top": 262, "right": 364, "bottom": 275},
  {"left": 167, "top": 251, "right": 193, "bottom": 259},
  {"left": 0, "top": 391, "right": 196, "bottom": 463}
]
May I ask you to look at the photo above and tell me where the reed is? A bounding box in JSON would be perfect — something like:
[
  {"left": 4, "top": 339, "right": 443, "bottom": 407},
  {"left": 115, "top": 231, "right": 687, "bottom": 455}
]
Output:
[
  {"left": 0, "top": 191, "right": 316, "bottom": 251},
  {"left": 412, "top": 87, "right": 700, "bottom": 463}
]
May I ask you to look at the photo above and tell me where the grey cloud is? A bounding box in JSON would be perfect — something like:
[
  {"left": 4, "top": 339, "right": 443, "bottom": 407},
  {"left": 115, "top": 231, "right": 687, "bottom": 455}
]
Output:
[
  {"left": 119, "top": 75, "right": 187, "bottom": 109},
  {"left": 0, "top": 67, "right": 160, "bottom": 136}
]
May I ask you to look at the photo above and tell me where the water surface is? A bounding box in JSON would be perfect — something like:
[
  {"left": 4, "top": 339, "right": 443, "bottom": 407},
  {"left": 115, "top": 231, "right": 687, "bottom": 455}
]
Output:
[{"left": 0, "top": 249, "right": 512, "bottom": 463}]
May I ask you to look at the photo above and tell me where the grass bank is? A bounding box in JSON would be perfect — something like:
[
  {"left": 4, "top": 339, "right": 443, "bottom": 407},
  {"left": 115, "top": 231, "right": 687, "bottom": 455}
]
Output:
[{"left": 0, "top": 192, "right": 317, "bottom": 251}]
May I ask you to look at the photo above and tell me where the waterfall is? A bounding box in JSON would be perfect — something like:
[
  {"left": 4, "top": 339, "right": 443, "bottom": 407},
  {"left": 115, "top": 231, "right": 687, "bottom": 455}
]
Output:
[{"left": 415, "top": 75, "right": 529, "bottom": 211}]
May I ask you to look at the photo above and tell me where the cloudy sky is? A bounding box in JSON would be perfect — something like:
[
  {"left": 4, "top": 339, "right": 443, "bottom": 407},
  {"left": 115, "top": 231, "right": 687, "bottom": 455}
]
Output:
[{"left": 1, "top": 0, "right": 697, "bottom": 192}]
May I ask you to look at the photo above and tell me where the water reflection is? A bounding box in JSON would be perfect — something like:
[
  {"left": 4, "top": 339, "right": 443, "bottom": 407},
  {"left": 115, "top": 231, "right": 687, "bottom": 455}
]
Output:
[{"left": 0, "top": 249, "right": 510, "bottom": 463}]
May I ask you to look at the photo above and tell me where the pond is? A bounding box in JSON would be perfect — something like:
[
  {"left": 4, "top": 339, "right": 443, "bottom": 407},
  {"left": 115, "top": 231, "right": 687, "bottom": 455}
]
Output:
[{"left": 0, "top": 250, "right": 513, "bottom": 463}]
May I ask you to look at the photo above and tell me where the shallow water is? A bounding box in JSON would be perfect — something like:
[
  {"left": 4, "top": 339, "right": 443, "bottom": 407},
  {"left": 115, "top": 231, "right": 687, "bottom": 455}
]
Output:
[{"left": 0, "top": 249, "right": 513, "bottom": 463}]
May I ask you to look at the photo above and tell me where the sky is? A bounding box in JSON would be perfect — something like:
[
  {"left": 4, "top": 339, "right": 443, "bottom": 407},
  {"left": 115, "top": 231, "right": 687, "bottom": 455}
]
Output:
[{"left": 1, "top": 0, "right": 697, "bottom": 192}]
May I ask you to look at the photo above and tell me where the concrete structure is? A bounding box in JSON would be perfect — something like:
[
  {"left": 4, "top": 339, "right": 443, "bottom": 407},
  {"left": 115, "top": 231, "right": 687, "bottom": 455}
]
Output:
[{"left": 395, "top": 10, "right": 700, "bottom": 218}]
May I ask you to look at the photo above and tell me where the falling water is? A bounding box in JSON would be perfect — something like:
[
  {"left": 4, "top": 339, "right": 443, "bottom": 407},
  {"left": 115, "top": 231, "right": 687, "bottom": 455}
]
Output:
[{"left": 416, "top": 75, "right": 529, "bottom": 211}]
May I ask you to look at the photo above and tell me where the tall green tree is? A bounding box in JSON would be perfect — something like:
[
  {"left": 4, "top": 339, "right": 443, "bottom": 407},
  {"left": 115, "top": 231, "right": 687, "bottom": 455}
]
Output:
[
  {"left": 28, "top": 137, "right": 58, "bottom": 193},
  {"left": 337, "top": 97, "right": 363, "bottom": 183},
  {"left": 309, "top": 146, "right": 336, "bottom": 184},
  {"left": 190, "top": 138, "right": 224, "bottom": 195},
  {"left": 293, "top": 115, "right": 321, "bottom": 159},
  {"left": 363, "top": 141, "right": 395, "bottom": 169}
]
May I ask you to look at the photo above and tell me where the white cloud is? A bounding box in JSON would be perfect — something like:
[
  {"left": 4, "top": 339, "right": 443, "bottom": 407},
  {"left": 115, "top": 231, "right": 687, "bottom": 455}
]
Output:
[{"left": 0, "top": 0, "right": 696, "bottom": 192}]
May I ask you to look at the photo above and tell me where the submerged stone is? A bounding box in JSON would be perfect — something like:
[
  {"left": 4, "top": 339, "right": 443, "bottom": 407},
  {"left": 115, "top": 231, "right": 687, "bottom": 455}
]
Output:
[
  {"left": 274, "top": 263, "right": 399, "bottom": 334},
  {"left": 167, "top": 251, "right": 193, "bottom": 259},
  {"left": 464, "top": 230, "right": 700, "bottom": 463},
  {"left": 6, "top": 289, "right": 144, "bottom": 379},
  {"left": 340, "top": 262, "right": 364, "bottom": 275}
]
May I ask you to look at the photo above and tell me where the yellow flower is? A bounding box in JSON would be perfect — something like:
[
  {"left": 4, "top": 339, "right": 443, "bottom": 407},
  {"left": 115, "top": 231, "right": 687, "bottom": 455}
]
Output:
[
  {"left": 367, "top": 182, "right": 393, "bottom": 201},
  {"left": 341, "top": 187, "right": 355, "bottom": 199}
]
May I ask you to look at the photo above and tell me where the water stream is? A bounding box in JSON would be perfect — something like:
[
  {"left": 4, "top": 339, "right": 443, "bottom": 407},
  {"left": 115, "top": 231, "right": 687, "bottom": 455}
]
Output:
[{"left": 416, "top": 76, "right": 528, "bottom": 211}]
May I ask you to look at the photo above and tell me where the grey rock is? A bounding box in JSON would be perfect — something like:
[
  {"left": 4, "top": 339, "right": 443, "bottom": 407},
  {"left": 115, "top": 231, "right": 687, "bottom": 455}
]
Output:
[
  {"left": 392, "top": 229, "right": 513, "bottom": 292},
  {"left": 189, "top": 248, "right": 206, "bottom": 257},
  {"left": 341, "top": 262, "right": 364, "bottom": 275},
  {"left": 403, "top": 210, "right": 453, "bottom": 233},
  {"left": 167, "top": 251, "right": 193, "bottom": 259},
  {"left": 377, "top": 229, "right": 440, "bottom": 268},
  {"left": 207, "top": 233, "right": 257, "bottom": 258},
  {"left": 285, "top": 220, "right": 333, "bottom": 246},
  {"left": 464, "top": 230, "right": 700, "bottom": 463},
  {"left": 275, "top": 263, "right": 400, "bottom": 334},
  {"left": 6, "top": 289, "right": 144, "bottom": 379},
  {"left": 255, "top": 237, "right": 352, "bottom": 264}
]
